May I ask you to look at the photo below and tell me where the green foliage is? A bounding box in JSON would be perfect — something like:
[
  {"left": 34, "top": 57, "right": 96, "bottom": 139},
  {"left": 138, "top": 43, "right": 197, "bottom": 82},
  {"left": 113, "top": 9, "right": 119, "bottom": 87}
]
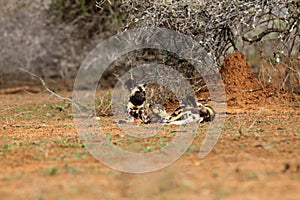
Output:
[
  {"left": 50, "top": 0, "right": 90, "bottom": 15},
  {"left": 76, "top": 0, "right": 88, "bottom": 13}
]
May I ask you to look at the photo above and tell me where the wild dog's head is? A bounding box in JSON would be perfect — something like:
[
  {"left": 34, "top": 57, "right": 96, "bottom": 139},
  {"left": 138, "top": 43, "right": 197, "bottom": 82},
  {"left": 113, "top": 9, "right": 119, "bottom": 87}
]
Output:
[
  {"left": 125, "top": 79, "right": 147, "bottom": 106},
  {"left": 199, "top": 105, "right": 216, "bottom": 122}
]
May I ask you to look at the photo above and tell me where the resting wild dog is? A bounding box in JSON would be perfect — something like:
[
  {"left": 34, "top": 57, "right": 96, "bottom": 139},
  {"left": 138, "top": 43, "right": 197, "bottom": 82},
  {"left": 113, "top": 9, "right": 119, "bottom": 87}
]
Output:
[
  {"left": 118, "top": 80, "right": 215, "bottom": 125},
  {"left": 118, "top": 79, "right": 150, "bottom": 124},
  {"left": 161, "top": 95, "right": 215, "bottom": 125}
]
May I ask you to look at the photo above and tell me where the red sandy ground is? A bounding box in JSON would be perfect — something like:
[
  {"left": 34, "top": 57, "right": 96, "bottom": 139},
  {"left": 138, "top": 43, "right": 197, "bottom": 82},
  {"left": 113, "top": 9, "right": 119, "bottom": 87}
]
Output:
[{"left": 0, "top": 51, "right": 300, "bottom": 200}]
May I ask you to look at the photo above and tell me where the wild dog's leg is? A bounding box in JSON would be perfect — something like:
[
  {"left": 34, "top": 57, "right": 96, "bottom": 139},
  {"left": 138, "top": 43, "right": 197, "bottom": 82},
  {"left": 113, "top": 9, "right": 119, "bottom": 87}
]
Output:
[
  {"left": 162, "top": 98, "right": 216, "bottom": 124},
  {"left": 139, "top": 106, "right": 151, "bottom": 124},
  {"left": 117, "top": 106, "right": 135, "bottom": 124},
  {"left": 162, "top": 111, "right": 186, "bottom": 123},
  {"left": 162, "top": 96, "right": 196, "bottom": 124},
  {"left": 146, "top": 103, "right": 168, "bottom": 123},
  {"left": 118, "top": 116, "right": 134, "bottom": 124}
]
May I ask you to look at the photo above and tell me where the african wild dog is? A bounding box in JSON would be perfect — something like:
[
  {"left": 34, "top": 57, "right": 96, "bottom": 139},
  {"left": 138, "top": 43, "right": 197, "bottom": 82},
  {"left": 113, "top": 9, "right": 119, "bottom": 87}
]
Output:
[
  {"left": 118, "top": 80, "right": 215, "bottom": 125},
  {"left": 118, "top": 79, "right": 150, "bottom": 124},
  {"left": 161, "top": 95, "right": 215, "bottom": 125}
]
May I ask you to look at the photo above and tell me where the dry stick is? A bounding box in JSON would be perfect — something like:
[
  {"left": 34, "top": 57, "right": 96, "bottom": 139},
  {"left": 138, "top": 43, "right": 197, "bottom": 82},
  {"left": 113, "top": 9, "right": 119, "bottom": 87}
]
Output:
[
  {"left": 246, "top": 119, "right": 257, "bottom": 132},
  {"left": 281, "top": 73, "right": 290, "bottom": 90},
  {"left": 245, "top": 87, "right": 264, "bottom": 92},
  {"left": 287, "top": 67, "right": 300, "bottom": 77},
  {"left": 246, "top": 79, "right": 272, "bottom": 93},
  {"left": 18, "top": 67, "right": 73, "bottom": 102},
  {"left": 17, "top": 67, "right": 85, "bottom": 112},
  {"left": 113, "top": 73, "right": 126, "bottom": 88},
  {"left": 98, "top": 96, "right": 112, "bottom": 116},
  {"left": 12, "top": 111, "right": 32, "bottom": 118},
  {"left": 0, "top": 103, "right": 27, "bottom": 114},
  {"left": 0, "top": 86, "right": 40, "bottom": 94}
]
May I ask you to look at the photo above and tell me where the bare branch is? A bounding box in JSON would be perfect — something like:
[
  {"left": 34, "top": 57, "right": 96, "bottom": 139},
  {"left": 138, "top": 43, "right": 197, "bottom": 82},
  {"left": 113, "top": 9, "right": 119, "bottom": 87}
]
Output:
[
  {"left": 18, "top": 67, "right": 73, "bottom": 103},
  {"left": 242, "top": 28, "right": 286, "bottom": 44},
  {"left": 17, "top": 67, "right": 87, "bottom": 111},
  {"left": 121, "top": 0, "right": 300, "bottom": 64}
]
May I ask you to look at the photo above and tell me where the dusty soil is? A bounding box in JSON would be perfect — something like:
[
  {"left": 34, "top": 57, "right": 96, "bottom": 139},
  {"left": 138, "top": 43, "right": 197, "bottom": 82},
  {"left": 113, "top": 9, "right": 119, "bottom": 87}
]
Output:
[{"left": 1, "top": 52, "right": 300, "bottom": 200}]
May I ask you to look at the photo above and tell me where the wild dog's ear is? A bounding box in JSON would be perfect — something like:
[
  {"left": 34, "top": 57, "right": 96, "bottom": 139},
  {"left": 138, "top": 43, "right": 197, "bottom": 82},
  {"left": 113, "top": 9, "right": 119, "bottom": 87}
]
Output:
[
  {"left": 125, "top": 79, "right": 136, "bottom": 90},
  {"left": 187, "top": 95, "right": 197, "bottom": 105},
  {"left": 182, "top": 95, "right": 197, "bottom": 107},
  {"left": 187, "top": 95, "right": 197, "bottom": 107}
]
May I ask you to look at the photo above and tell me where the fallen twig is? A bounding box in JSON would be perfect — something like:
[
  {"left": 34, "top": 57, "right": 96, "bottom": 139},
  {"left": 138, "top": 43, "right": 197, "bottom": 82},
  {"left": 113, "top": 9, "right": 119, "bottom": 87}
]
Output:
[
  {"left": 0, "top": 86, "right": 41, "bottom": 94},
  {"left": 245, "top": 87, "right": 263, "bottom": 92},
  {"left": 18, "top": 67, "right": 73, "bottom": 103}
]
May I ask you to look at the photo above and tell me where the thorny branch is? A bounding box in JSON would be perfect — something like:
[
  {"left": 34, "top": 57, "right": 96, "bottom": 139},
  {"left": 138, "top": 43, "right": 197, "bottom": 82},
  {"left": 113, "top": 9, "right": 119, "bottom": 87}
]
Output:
[{"left": 120, "top": 0, "right": 300, "bottom": 65}]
